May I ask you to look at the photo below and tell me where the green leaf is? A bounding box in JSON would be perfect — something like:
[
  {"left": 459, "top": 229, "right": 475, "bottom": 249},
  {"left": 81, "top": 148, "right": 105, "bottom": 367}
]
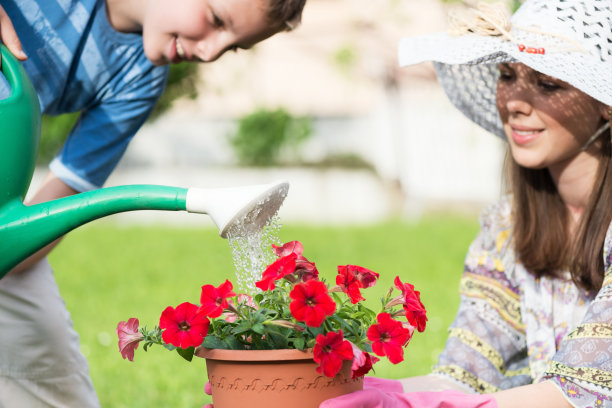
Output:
[
  {"left": 176, "top": 347, "right": 195, "bottom": 362},
  {"left": 231, "top": 322, "right": 252, "bottom": 335},
  {"left": 163, "top": 343, "right": 176, "bottom": 351},
  {"left": 292, "top": 337, "right": 305, "bottom": 350},
  {"left": 225, "top": 336, "right": 245, "bottom": 350},
  {"left": 269, "top": 332, "right": 288, "bottom": 349},
  {"left": 201, "top": 336, "right": 228, "bottom": 349},
  {"left": 252, "top": 323, "right": 266, "bottom": 335}
]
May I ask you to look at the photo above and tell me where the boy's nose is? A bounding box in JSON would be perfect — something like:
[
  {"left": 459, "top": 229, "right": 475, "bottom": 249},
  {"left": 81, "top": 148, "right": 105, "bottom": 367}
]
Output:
[{"left": 194, "top": 42, "right": 226, "bottom": 63}]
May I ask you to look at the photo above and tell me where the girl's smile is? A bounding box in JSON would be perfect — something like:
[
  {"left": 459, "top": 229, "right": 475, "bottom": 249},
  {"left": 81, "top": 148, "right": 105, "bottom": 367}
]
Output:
[
  {"left": 496, "top": 63, "right": 608, "bottom": 171},
  {"left": 508, "top": 124, "right": 544, "bottom": 145}
]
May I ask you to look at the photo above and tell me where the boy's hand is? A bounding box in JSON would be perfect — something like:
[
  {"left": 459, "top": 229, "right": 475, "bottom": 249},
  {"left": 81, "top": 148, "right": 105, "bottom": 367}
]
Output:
[{"left": 0, "top": 4, "right": 27, "bottom": 63}]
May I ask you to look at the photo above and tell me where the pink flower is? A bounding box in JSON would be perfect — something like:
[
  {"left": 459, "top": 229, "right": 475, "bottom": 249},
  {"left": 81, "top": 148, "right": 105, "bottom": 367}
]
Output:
[
  {"left": 255, "top": 253, "right": 297, "bottom": 291},
  {"left": 160, "top": 302, "right": 210, "bottom": 349},
  {"left": 116, "top": 318, "right": 144, "bottom": 362},
  {"left": 289, "top": 280, "right": 336, "bottom": 327},
  {"left": 348, "top": 341, "right": 379, "bottom": 379},
  {"left": 394, "top": 276, "right": 428, "bottom": 332},
  {"left": 223, "top": 294, "right": 256, "bottom": 323},
  {"left": 200, "top": 280, "right": 236, "bottom": 318},
  {"left": 313, "top": 331, "right": 354, "bottom": 377},
  {"left": 367, "top": 312, "right": 412, "bottom": 364}
]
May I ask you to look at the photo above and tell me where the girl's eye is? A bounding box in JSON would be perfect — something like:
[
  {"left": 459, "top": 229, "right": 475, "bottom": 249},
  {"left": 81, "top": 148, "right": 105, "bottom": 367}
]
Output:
[
  {"left": 498, "top": 70, "right": 514, "bottom": 82},
  {"left": 538, "top": 80, "right": 561, "bottom": 91}
]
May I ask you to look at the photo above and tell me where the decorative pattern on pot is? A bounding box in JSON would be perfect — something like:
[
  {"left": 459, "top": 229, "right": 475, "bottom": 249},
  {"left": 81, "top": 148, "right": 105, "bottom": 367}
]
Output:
[{"left": 197, "top": 348, "right": 363, "bottom": 408}]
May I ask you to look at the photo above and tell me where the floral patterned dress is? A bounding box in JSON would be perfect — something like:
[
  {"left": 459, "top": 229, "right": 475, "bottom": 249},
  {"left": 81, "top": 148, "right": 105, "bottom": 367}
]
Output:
[{"left": 432, "top": 196, "right": 612, "bottom": 407}]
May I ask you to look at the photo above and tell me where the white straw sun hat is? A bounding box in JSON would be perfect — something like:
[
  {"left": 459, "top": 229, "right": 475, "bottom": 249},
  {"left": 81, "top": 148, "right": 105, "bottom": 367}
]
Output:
[{"left": 398, "top": 0, "right": 612, "bottom": 139}]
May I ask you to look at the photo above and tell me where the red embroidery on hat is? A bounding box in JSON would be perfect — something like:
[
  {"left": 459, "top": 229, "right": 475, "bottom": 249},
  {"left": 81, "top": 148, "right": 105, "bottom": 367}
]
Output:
[{"left": 518, "top": 44, "right": 545, "bottom": 55}]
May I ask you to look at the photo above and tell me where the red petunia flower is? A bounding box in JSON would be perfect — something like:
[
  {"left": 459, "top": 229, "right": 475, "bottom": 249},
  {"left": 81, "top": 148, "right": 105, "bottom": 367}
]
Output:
[
  {"left": 336, "top": 266, "right": 365, "bottom": 304},
  {"left": 272, "top": 241, "right": 319, "bottom": 282},
  {"left": 272, "top": 241, "right": 304, "bottom": 257},
  {"left": 313, "top": 330, "right": 354, "bottom": 378},
  {"left": 295, "top": 257, "right": 319, "bottom": 282},
  {"left": 367, "top": 312, "right": 412, "bottom": 364},
  {"left": 348, "top": 341, "right": 379, "bottom": 379},
  {"left": 394, "top": 276, "right": 428, "bottom": 332},
  {"left": 348, "top": 265, "right": 379, "bottom": 288},
  {"left": 160, "top": 302, "right": 210, "bottom": 349},
  {"left": 336, "top": 265, "right": 379, "bottom": 304},
  {"left": 116, "top": 318, "right": 144, "bottom": 362},
  {"left": 199, "top": 280, "right": 236, "bottom": 318},
  {"left": 404, "top": 304, "right": 428, "bottom": 333},
  {"left": 255, "top": 253, "right": 298, "bottom": 291},
  {"left": 289, "top": 280, "right": 336, "bottom": 327}
]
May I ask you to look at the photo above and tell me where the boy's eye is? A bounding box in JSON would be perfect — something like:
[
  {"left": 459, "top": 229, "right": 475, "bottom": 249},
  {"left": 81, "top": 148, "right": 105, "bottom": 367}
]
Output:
[{"left": 212, "top": 13, "right": 224, "bottom": 28}]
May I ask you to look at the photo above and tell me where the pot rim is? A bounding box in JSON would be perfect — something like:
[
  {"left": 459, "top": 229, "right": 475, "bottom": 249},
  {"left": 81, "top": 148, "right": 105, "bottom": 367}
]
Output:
[{"left": 195, "top": 347, "right": 314, "bottom": 362}]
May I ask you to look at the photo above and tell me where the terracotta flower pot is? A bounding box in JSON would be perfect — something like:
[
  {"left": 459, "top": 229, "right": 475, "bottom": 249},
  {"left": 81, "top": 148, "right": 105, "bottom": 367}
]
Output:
[{"left": 196, "top": 348, "right": 363, "bottom": 408}]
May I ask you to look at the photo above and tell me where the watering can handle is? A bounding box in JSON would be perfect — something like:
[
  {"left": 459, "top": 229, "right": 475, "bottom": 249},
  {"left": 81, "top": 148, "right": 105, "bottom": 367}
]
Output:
[{"left": 0, "top": 44, "right": 42, "bottom": 205}]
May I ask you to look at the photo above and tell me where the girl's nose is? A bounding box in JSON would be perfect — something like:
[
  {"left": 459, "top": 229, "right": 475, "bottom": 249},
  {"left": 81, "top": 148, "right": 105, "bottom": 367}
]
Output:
[
  {"left": 506, "top": 97, "right": 532, "bottom": 116},
  {"left": 502, "top": 80, "right": 534, "bottom": 117}
]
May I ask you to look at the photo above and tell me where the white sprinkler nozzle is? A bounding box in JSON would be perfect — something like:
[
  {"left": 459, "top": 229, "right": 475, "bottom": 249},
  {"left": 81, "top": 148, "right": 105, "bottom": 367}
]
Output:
[{"left": 185, "top": 180, "right": 289, "bottom": 238}]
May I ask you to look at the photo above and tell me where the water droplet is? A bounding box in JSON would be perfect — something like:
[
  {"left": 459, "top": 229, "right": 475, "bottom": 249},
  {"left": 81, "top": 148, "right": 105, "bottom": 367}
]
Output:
[{"left": 227, "top": 215, "right": 282, "bottom": 294}]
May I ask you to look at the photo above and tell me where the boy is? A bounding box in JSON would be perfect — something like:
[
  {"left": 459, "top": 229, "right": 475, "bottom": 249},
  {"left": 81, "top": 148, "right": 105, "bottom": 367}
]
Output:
[{"left": 0, "top": 0, "right": 306, "bottom": 406}]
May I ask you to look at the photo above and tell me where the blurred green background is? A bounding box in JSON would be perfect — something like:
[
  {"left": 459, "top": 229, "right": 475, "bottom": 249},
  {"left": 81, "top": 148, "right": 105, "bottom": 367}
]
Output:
[{"left": 49, "top": 215, "right": 478, "bottom": 408}]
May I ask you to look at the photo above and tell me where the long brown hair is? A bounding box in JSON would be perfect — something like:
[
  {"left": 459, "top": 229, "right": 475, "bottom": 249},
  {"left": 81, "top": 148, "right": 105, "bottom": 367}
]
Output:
[{"left": 507, "top": 124, "right": 612, "bottom": 292}]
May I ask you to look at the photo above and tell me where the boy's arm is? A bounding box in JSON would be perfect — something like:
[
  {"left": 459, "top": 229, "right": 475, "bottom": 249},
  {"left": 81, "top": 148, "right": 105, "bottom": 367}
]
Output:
[
  {"left": 10, "top": 172, "right": 78, "bottom": 273},
  {"left": 0, "top": 4, "right": 26, "bottom": 61}
]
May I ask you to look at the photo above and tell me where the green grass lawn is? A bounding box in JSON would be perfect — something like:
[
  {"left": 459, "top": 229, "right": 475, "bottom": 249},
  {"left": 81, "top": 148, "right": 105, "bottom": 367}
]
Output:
[{"left": 49, "top": 215, "right": 479, "bottom": 407}]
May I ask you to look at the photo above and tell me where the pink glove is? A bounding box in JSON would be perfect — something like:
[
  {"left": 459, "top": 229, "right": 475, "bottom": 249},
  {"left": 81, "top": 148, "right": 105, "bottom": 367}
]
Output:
[
  {"left": 319, "top": 389, "right": 497, "bottom": 408},
  {"left": 202, "top": 381, "right": 213, "bottom": 408},
  {"left": 363, "top": 376, "right": 403, "bottom": 393}
]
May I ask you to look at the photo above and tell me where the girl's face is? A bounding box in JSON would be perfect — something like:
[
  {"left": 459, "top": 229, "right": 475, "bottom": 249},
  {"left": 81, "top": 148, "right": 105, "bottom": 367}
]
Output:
[
  {"left": 496, "top": 63, "right": 609, "bottom": 170},
  {"left": 141, "top": 0, "right": 279, "bottom": 65}
]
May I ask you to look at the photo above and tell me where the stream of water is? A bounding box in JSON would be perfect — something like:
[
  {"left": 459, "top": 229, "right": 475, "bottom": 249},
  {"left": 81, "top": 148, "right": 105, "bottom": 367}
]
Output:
[{"left": 227, "top": 215, "right": 282, "bottom": 294}]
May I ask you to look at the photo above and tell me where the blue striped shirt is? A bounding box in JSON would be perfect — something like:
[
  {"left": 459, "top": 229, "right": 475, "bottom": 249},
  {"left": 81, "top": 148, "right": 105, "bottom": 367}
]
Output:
[{"left": 0, "top": 0, "right": 169, "bottom": 191}]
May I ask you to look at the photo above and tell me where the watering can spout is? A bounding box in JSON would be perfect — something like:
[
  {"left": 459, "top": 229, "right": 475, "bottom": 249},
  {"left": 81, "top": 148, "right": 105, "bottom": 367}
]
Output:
[
  {"left": 187, "top": 181, "right": 289, "bottom": 238},
  {"left": 0, "top": 180, "right": 289, "bottom": 276}
]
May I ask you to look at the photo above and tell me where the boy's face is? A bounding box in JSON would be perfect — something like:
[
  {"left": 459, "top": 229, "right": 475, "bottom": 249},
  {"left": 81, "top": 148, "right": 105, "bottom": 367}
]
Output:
[{"left": 142, "top": 0, "right": 279, "bottom": 65}]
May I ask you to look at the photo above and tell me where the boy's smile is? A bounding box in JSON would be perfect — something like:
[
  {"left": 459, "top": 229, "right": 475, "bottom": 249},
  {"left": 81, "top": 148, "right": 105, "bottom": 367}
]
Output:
[{"left": 107, "top": 0, "right": 281, "bottom": 65}]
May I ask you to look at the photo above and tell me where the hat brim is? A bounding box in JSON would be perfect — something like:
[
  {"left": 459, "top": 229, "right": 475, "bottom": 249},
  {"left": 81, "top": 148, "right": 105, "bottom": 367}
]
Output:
[{"left": 398, "top": 32, "right": 612, "bottom": 139}]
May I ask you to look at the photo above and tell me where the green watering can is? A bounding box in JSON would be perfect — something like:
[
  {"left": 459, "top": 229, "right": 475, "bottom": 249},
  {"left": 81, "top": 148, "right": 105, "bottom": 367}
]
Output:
[{"left": 0, "top": 45, "right": 289, "bottom": 276}]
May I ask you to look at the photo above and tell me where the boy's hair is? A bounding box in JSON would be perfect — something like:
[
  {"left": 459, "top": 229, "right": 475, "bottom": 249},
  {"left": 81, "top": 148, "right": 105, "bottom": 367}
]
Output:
[
  {"left": 265, "top": 0, "right": 307, "bottom": 31},
  {"left": 507, "top": 124, "right": 612, "bottom": 292}
]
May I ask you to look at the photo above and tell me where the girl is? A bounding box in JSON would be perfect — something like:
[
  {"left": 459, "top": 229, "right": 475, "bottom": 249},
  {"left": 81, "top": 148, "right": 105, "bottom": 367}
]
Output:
[{"left": 323, "top": 0, "right": 611, "bottom": 407}]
